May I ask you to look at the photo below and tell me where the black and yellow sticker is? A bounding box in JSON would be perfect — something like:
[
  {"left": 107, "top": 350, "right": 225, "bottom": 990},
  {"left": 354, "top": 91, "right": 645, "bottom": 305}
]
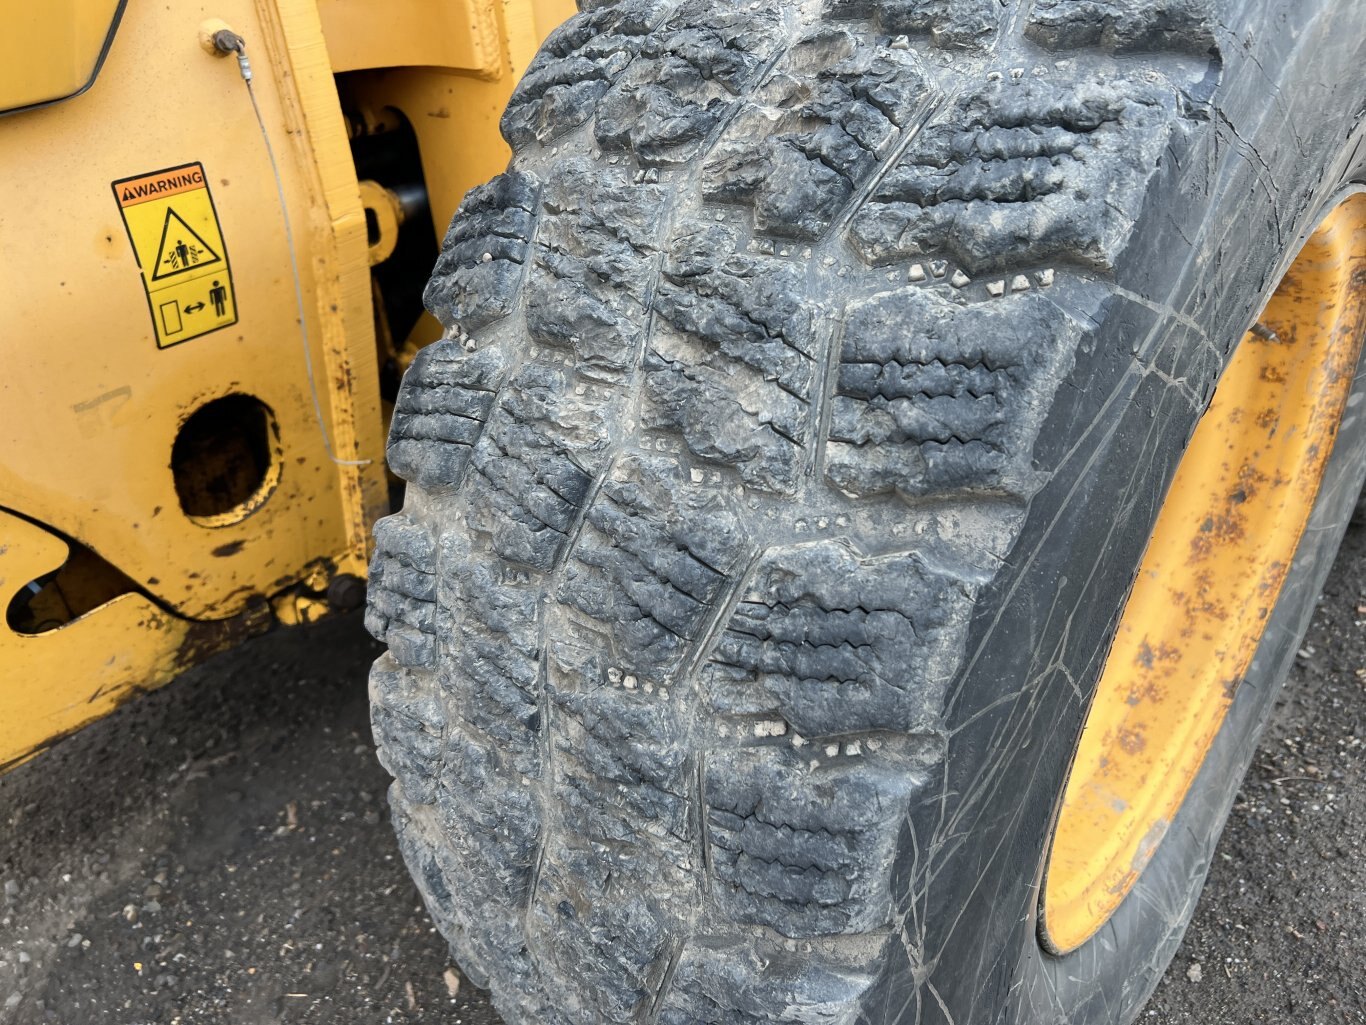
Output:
[{"left": 112, "top": 162, "right": 237, "bottom": 348}]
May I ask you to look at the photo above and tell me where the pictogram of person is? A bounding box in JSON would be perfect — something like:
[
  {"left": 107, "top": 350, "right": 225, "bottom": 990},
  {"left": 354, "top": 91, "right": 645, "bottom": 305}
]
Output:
[{"left": 208, "top": 280, "right": 227, "bottom": 317}]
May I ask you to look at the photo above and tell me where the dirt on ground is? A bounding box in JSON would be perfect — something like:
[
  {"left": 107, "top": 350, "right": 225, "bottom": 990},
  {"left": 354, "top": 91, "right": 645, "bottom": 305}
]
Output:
[{"left": 2, "top": 526, "right": 1364, "bottom": 1024}]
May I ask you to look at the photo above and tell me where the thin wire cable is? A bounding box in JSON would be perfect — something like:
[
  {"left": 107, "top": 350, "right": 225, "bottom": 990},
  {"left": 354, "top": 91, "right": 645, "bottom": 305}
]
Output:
[{"left": 234, "top": 44, "right": 370, "bottom": 467}]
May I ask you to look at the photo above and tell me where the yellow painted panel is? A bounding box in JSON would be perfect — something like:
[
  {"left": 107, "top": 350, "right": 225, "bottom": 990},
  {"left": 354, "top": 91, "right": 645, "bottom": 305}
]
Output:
[
  {"left": 0, "top": 0, "right": 384, "bottom": 623},
  {"left": 0, "top": 510, "right": 268, "bottom": 771},
  {"left": 317, "top": 0, "right": 502, "bottom": 75},
  {"left": 0, "top": 0, "right": 574, "bottom": 768},
  {"left": 0, "top": 0, "right": 124, "bottom": 112},
  {"left": 334, "top": 0, "right": 577, "bottom": 251}
]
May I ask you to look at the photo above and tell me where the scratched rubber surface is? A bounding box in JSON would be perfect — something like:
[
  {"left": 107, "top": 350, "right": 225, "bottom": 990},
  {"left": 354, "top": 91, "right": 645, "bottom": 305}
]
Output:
[{"left": 364, "top": 2, "right": 1366, "bottom": 1023}]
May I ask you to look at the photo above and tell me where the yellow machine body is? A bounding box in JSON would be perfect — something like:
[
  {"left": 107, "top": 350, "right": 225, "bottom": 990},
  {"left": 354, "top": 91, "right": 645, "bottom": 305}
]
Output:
[{"left": 0, "top": 0, "right": 573, "bottom": 768}]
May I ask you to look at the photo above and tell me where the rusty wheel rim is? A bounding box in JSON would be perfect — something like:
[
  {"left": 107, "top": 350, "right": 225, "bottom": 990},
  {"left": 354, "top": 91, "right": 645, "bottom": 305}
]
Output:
[{"left": 1041, "top": 193, "right": 1366, "bottom": 955}]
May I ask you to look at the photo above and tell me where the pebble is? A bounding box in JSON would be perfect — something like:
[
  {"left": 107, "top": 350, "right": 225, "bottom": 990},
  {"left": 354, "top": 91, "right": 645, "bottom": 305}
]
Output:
[
  {"left": 3, "top": 879, "right": 19, "bottom": 902},
  {"left": 66, "top": 932, "right": 83, "bottom": 948},
  {"left": 1186, "top": 962, "right": 1203, "bottom": 983}
]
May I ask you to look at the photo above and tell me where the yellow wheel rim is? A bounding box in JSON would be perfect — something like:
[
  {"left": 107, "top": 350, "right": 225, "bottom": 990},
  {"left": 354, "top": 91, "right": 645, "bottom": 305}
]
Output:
[{"left": 1042, "top": 193, "right": 1366, "bottom": 955}]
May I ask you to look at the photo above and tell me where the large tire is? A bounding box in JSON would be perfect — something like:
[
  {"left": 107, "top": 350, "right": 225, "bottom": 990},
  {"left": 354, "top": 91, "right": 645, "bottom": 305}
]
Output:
[{"left": 365, "top": 2, "right": 1366, "bottom": 1023}]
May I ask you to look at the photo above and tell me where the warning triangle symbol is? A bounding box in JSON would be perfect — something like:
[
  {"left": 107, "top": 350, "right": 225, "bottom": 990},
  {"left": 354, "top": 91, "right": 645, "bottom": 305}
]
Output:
[{"left": 151, "top": 207, "right": 221, "bottom": 281}]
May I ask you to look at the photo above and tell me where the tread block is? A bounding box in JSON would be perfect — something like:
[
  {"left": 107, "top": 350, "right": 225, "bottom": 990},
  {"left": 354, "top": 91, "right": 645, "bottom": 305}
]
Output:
[
  {"left": 644, "top": 226, "right": 818, "bottom": 493},
  {"left": 705, "top": 746, "right": 924, "bottom": 937},
  {"left": 502, "top": 0, "right": 671, "bottom": 148},
  {"left": 849, "top": 71, "right": 1180, "bottom": 272},
  {"left": 530, "top": 850, "right": 672, "bottom": 1024},
  {"left": 824, "top": 288, "right": 1081, "bottom": 499},
  {"left": 828, "top": 0, "right": 1003, "bottom": 50},
  {"left": 526, "top": 160, "right": 667, "bottom": 376},
  {"left": 388, "top": 786, "right": 550, "bottom": 1011},
  {"left": 437, "top": 532, "right": 544, "bottom": 778},
  {"left": 365, "top": 514, "right": 439, "bottom": 667},
  {"left": 387, "top": 790, "right": 475, "bottom": 963},
  {"left": 432, "top": 722, "right": 543, "bottom": 908},
  {"left": 1026, "top": 0, "right": 1217, "bottom": 54},
  {"left": 464, "top": 360, "right": 618, "bottom": 570},
  {"left": 657, "top": 939, "right": 877, "bottom": 1025},
  {"left": 369, "top": 655, "right": 445, "bottom": 806},
  {"left": 594, "top": 0, "right": 787, "bottom": 165},
  {"left": 704, "top": 26, "right": 931, "bottom": 240},
  {"left": 374, "top": 551, "right": 548, "bottom": 997},
  {"left": 556, "top": 455, "right": 745, "bottom": 682},
  {"left": 548, "top": 680, "right": 692, "bottom": 863},
  {"left": 387, "top": 344, "right": 509, "bottom": 492},
  {"left": 704, "top": 542, "right": 974, "bottom": 738},
  {"left": 385, "top": 731, "right": 545, "bottom": 986},
  {"left": 424, "top": 171, "right": 539, "bottom": 333}
]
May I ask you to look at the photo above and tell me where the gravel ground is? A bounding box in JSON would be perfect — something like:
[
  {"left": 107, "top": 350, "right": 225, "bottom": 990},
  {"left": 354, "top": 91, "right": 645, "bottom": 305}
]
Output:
[{"left": 2, "top": 526, "right": 1363, "bottom": 1024}]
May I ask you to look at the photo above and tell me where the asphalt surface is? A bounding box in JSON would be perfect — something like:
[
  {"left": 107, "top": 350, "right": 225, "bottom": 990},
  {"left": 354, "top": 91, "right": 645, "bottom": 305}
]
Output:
[{"left": 2, "top": 526, "right": 1364, "bottom": 1024}]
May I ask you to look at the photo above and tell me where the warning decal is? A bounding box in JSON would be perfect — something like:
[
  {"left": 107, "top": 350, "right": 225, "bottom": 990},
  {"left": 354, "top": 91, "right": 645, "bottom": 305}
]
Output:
[
  {"left": 150, "top": 208, "right": 221, "bottom": 280},
  {"left": 112, "top": 163, "right": 237, "bottom": 348}
]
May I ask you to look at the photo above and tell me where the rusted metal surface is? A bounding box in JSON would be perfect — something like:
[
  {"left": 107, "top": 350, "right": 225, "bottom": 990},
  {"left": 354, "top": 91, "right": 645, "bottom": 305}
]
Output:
[{"left": 1042, "top": 194, "right": 1366, "bottom": 953}]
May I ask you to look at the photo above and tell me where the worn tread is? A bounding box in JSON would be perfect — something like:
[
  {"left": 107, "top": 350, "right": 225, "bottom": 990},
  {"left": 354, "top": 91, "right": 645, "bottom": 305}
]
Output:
[{"left": 368, "top": 1, "right": 1224, "bottom": 1022}]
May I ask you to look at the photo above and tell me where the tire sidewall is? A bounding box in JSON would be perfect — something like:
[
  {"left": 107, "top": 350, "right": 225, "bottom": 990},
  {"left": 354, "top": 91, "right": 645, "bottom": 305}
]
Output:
[{"left": 1007, "top": 183, "right": 1366, "bottom": 1022}]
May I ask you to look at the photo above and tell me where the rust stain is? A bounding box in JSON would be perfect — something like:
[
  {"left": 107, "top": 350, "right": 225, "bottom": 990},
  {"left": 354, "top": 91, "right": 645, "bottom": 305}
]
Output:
[
  {"left": 1047, "top": 194, "right": 1366, "bottom": 954},
  {"left": 1116, "top": 726, "right": 1146, "bottom": 756}
]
